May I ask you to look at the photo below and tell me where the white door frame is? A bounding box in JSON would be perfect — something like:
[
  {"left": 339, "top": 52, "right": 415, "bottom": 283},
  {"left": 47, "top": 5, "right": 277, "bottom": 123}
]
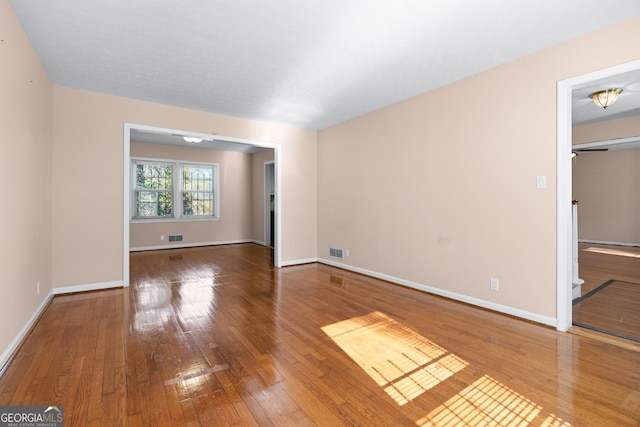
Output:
[
  {"left": 123, "top": 123, "right": 283, "bottom": 287},
  {"left": 556, "top": 58, "right": 640, "bottom": 331}
]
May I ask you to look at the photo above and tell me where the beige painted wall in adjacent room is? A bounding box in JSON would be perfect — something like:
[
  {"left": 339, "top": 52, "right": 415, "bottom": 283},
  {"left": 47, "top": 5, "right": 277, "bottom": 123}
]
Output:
[
  {"left": 317, "top": 16, "right": 640, "bottom": 322},
  {"left": 573, "top": 115, "right": 640, "bottom": 144},
  {"left": 0, "top": 3, "right": 53, "bottom": 360},
  {"left": 572, "top": 147, "right": 640, "bottom": 244},
  {"left": 252, "top": 149, "right": 275, "bottom": 244},
  {"left": 53, "top": 88, "right": 317, "bottom": 288},
  {"left": 129, "top": 142, "right": 253, "bottom": 249},
  {"left": 573, "top": 115, "right": 640, "bottom": 244}
]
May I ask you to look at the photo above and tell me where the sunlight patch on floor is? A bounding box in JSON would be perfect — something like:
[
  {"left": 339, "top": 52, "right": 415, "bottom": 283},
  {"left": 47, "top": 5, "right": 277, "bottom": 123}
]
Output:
[
  {"left": 385, "top": 353, "right": 468, "bottom": 405},
  {"left": 415, "top": 375, "right": 573, "bottom": 427},
  {"left": 585, "top": 246, "right": 640, "bottom": 258},
  {"left": 321, "top": 311, "right": 468, "bottom": 406},
  {"left": 323, "top": 311, "right": 573, "bottom": 425}
]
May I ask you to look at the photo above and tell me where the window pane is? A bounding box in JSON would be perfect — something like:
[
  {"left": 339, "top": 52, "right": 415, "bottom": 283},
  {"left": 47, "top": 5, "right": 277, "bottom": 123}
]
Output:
[
  {"left": 136, "top": 191, "right": 173, "bottom": 217},
  {"left": 183, "top": 166, "right": 213, "bottom": 191},
  {"left": 136, "top": 164, "right": 172, "bottom": 190},
  {"left": 183, "top": 191, "right": 213, "bottom": 216}
]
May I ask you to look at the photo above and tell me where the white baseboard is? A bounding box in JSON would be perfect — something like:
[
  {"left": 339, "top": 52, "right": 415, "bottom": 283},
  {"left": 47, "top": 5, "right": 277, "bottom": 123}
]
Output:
[
  {"left": 0, "top": 291, "right": 54, "bottom": 373},
  {"left": 578, "top": 239, "right": 640, "bottom": 247},
  {"left": 130, "top": 239, "right": 255, "bottom": 252},
  {"left": 318, "top": 258, "right": 557, "bottom": 328},
  {"left": 281, "top": 257, "right": 319, "bottom": 267},
  {"left": 572, "top": 283, "right": 582, "bottom": 300},
  {"left": 53, "top": 280, "right": 124, "bottom": 295}
]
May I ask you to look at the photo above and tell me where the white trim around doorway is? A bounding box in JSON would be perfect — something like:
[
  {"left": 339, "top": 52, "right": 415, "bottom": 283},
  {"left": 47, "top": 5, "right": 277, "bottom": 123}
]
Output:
[
  {"left": 556, "top": 58, "right": 640, "bottom": 331},
  {"left": 123, "top": 123, "right": 283, "bottom": 287}
]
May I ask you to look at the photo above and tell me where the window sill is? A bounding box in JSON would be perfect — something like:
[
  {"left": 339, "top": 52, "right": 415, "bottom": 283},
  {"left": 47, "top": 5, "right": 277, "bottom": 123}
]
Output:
[{"left": 130, "top": 216, "right": 220, "bottom": 224}]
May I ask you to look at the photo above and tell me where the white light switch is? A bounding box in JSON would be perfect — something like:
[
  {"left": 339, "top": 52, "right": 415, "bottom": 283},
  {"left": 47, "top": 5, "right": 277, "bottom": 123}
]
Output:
[{"left": 536, "top": 176, "right": 547, "bottom": 189}]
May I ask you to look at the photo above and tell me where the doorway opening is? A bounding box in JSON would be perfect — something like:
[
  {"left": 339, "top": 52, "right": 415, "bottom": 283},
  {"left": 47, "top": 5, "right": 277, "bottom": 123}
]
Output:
[
  {"left": 556, "top": 58, "right": 640, "bottom": 331},
  {"left": 123, "top": 123, "right": 282, "bottom": 288},
  {"left": 264, "top": 161, "right": 275, "bottom": 248},
  {"left": 571, "top": 136, "right": 640, "bottom": 344}
]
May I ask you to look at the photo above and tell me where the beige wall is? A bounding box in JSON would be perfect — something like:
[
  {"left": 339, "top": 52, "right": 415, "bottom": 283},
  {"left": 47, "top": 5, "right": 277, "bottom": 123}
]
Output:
[
  {"left": 53, "top": 88, "right": 317, "bottom": 288},
  {"left": 0, "top": 3, "right": 53, "bottom": 358},
  {"left": 252, "top": 149, "right": 275, "bottom": 243},
  {"left": 572, "top": 115, "right": 640, "bottom": 244},
  {"left": 129, "top": 142, "right": 254, "bottom": 249},
  {"left": 573, "top": 147, "right": 640, "bottom": 244},
  {"left": 573, "top": 115, "right": 640, "bottom": 144},
  {"left": 318, "top": 16, "right": 640, "bottom": 320}
]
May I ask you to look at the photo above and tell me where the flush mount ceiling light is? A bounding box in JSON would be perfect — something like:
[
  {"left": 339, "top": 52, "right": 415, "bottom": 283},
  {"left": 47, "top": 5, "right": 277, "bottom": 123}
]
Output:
[
  {"left": 589, "top": 88, "right": 622, "bottom": 109},
  {"left": 183, "top": 136, "right": 203, "bottom": 143}
]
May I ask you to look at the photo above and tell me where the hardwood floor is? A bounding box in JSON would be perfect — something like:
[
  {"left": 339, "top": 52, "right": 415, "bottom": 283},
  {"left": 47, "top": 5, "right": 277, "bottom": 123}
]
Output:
[
  {"left": 573, "top": 243, "right": 640, "bottom": 344},
  {"left": 576, "top": 242, "right": 640, "bottom": 294},
  {"left": 1, "top": 243, "right": 640, "bottom": 426}
]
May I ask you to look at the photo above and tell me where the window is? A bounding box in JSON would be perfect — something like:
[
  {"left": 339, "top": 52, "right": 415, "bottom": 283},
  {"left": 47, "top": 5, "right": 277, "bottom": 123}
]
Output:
[
  {"left": 132, "top": 159, "right": 219, "bottom": 220},
  {"left": 134, "top": 162, "right": 173, "bottom": 218},
  {"left": 182, "top": 165, "right": 214, "bottom": 217}
]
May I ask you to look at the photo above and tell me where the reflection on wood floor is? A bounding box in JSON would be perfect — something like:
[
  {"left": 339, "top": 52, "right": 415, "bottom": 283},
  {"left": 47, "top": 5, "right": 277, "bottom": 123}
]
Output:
[
  {"left": 0, "top": 243, "right": 639, "bottom": 426},
  {"left": 573, "top": 243, "right": 640, "bottom": 344}
]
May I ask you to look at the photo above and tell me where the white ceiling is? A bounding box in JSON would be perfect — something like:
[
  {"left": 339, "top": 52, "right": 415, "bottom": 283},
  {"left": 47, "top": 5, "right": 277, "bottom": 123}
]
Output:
[
  {"left": 9, "top": 0, "right": 640, "bottom": 131},
  {"left": 572, "top": 68, "right": 640, "bottom": 126}
]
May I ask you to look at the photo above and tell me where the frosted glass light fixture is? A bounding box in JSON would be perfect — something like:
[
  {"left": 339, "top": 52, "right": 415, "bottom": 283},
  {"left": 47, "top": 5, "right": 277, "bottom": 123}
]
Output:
[
  {"left": 589, "top": 88, "right": 622, "bottom": 109},
  {"left": 183, "top": 136, "right": 203, "bottom": 143}
]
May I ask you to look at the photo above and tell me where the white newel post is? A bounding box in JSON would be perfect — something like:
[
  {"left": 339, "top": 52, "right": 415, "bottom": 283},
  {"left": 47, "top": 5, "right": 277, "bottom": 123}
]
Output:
[{"left": 572, "top": 200, "right": 584, "bottom": 299}]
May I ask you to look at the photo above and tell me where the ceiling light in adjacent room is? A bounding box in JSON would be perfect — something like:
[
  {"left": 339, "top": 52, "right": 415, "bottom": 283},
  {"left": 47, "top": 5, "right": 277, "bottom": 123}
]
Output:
[
  {"left": 183, "top": 136, "right": 203, "bottom": 143},
  {"left": 589, "top": 88, "right": 622, "bottom": 109}
]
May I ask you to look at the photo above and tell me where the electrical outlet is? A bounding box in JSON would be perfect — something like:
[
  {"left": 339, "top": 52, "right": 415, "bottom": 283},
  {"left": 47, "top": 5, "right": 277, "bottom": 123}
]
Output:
[
  {"left": 345, "top": 249, "right": 350, "bottom": 257},
  {"left": 490, "top": 278, "right": 499, "bottom": 291},
  {"left": 161, "top": 235, "right": 165, "bottom": 241},
  {"left": 36, "top": 281, "right": 40, "bottom": 295}
]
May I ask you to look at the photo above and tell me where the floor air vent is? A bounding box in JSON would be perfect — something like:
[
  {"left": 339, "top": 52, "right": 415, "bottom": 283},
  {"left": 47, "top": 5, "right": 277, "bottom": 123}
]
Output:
[
  {"left": 329, "top": 247, "right": 344, "bottom": 259},
  {"left": 168, "top": 234, "right": 183, "bottom": 242}
]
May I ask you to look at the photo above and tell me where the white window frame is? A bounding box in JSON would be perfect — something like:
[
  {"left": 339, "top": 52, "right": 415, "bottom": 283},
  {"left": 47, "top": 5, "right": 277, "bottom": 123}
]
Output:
[
  {"left": 131, "top": 157, "right": 220, "bottom": 222},
  {"left": 132, "top": 159, "right": 175, "bottom": 220},
  {"left": 179, "top": 163, "right": 219, "bottom": 219}
]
